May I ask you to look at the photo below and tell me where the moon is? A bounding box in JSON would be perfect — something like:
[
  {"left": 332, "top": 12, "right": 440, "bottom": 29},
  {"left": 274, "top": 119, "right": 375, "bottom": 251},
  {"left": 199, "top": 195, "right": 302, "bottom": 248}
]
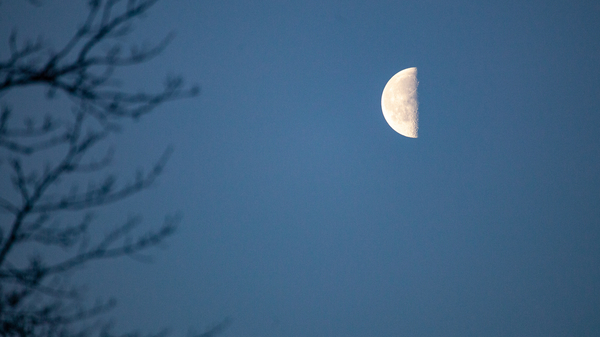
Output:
[{"left": 381, "top": 67, "right": 419, "bottom": 138}]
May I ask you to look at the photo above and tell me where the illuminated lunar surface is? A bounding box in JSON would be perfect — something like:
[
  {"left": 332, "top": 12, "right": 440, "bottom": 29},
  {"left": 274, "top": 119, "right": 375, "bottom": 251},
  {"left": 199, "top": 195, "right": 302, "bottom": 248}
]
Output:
[{"left": 381, "top": 67, "right": 419, "bottom": 138}]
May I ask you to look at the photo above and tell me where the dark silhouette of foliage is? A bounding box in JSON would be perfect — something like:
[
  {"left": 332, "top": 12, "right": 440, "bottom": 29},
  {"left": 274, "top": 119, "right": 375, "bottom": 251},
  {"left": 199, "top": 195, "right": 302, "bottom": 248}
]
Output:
[{"left": 0, "top": 1, "right": 227, "bottom": 336}]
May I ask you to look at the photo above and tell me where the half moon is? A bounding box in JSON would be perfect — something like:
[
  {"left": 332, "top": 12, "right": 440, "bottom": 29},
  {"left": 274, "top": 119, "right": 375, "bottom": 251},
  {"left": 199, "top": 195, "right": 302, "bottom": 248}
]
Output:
[{"left": 381, "top": 67, "right": 419, "bottom": 138}]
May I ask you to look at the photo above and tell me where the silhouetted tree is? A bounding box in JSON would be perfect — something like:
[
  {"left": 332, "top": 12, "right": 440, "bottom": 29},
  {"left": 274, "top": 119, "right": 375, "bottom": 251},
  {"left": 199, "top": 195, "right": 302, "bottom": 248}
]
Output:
[{"left": 0, "top": 1, "right": 229, "bottom": 336}]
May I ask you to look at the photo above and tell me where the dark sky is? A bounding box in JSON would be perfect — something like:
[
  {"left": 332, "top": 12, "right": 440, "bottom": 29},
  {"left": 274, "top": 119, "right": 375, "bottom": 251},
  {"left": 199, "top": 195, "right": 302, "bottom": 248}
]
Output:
[{"left": 1, "top": 1, "right": 600, "bottom": 336}]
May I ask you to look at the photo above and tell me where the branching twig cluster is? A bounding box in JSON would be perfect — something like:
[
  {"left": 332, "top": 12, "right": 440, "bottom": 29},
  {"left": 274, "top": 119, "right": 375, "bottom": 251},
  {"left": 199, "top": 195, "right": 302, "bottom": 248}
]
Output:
[
  {"left": 0, "top": 1, "right": 212, "bottom": 336},
  {"left": 0, "top": 0, "right": 199, "bottom": 125}
]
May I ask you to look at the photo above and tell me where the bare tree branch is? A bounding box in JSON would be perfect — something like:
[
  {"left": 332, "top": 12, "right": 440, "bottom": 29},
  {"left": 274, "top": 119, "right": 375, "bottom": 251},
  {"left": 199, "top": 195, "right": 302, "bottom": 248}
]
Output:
[
  {"left": 0, "top": 1, "right": 226, "bottom": 336},
  {"left": 0, "top": 0, "right": 198, "bottom": 124}
]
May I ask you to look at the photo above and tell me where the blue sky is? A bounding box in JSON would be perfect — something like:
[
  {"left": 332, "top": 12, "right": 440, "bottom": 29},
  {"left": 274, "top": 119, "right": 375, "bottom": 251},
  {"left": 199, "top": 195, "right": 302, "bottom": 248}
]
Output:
[{"left": 1, "top": 1, "right": 599, "bottom": 336}]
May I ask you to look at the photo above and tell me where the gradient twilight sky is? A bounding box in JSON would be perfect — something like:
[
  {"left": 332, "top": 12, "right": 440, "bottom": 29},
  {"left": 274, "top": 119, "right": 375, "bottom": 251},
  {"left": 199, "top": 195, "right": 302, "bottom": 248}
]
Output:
[{"left": 1, "top": 1, "right": 600, "bottom": 336}]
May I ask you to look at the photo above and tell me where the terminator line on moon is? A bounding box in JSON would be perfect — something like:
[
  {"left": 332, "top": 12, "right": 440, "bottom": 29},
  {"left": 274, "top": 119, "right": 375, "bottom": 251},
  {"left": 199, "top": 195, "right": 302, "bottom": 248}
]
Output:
[{"left": 381, "top": 67, "right": 419, "bottom": 138}]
